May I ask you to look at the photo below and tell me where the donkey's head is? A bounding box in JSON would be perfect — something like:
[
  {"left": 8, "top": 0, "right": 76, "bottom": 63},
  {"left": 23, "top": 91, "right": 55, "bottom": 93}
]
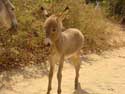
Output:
[
  {"left": 43, "top": 6, "right": 69, "bottom": 46},
  {"left": 0, "top": 0, "right": 18, "bottom": 31}
]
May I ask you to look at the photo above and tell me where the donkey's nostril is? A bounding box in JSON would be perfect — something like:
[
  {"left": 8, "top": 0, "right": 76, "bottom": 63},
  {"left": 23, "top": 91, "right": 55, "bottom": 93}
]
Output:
[
  {"left": 44, "top": 38, "right": 52, "bottom": 46},
  {"left": 46, "top": 43, "right": 51, "bottom": 47}
]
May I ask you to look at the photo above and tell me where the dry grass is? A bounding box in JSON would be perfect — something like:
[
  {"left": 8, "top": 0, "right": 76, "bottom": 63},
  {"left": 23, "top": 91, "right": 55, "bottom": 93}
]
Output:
[
  {"left": 0, "top": 0, "right": 124, "bottom": 71},
  {"left": 52, "top": 0, "right": 113, "bottom": 53}
]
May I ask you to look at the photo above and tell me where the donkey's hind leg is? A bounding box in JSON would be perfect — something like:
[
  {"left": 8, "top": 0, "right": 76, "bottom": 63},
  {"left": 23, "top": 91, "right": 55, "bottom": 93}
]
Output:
[{"left": 70, "top": 53, "right": 81, "bottom": 90}]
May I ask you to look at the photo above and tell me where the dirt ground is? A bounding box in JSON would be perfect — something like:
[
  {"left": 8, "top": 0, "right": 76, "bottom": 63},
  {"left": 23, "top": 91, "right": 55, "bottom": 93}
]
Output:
[{"left": 0, "top": 47, "right": 125, "bottom": 94}]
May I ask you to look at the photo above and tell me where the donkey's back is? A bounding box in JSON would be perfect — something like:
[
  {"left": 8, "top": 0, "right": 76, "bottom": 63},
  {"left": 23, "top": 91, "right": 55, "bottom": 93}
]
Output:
[{"left": 59, "top": 28, "right": 84, "bottom": 56}]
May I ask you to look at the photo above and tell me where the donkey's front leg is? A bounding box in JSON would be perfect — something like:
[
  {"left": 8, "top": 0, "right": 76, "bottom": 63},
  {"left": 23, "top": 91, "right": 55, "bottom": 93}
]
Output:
[
  {"left": 57, "top": 55, "right": 64, "bottom": 94},
  {"left": 47, "top": 57, "right": 55, "bottom": 94}
]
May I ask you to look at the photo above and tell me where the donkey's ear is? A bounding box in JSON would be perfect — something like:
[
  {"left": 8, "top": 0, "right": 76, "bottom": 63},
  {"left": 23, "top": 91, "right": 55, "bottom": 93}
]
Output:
[
  {"left": 57, "top": 6, "right": 69, "bottom": 21},
  {"left": 3, "top": 0, "right": 15, "bottom": 10},
  {"left": 40, "top": 6, "right": 49, "bottom": 18}
]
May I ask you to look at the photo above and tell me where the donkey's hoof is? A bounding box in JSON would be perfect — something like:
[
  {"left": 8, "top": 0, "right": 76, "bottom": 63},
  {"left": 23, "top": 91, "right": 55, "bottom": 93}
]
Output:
[
  {"left": 47, "top": 91, "right": 50, "bottom": 94},
  {"left": 47, "top": 88, "right": 51, "bottom": 94},
  {"left": 57, "top": 89, "right": 61, "bottom": 94},
  {"left": 75, "top": 84, "right": 78, "bottom": 90}
]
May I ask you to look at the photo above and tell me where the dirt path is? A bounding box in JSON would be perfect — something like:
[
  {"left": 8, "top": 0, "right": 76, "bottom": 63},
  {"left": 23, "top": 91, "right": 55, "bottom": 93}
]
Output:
[{"left": 0, "top": 47, "right": 125, "bottom": 94}]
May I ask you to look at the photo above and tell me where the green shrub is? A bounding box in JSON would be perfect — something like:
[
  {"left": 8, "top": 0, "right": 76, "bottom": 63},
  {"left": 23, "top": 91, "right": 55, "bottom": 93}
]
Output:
[{"left": 103, "top": 0, "right": 125, "bottom": 21}]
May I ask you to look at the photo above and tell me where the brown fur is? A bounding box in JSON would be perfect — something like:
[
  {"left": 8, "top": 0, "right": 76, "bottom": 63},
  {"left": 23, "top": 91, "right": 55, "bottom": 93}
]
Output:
[
  {"left": 43, "top": 7, "right": 84, "bottom": 94},
  {"left": 0, "top": 0, "right": 17, "bottom": 31}
]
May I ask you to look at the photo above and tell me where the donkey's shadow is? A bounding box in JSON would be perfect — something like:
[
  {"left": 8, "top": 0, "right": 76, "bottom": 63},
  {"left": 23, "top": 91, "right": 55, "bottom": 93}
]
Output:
[{"left": 73, "top": 83, "right": 89, "bottom": 94}]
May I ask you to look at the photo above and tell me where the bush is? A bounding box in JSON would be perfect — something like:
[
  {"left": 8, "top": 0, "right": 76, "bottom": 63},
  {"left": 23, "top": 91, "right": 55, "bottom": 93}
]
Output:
[
  {"left": 0, "top": 0, "right": 115, "bottom": 71},
  {"left": 0, "top": 0, "right": 50, "bottom": 72},
  {"left": 50, "top": 0, "right": 112, "bottom": 53},
  {"left": 103, "top": 0, "right": 125, "bottom": 21}
]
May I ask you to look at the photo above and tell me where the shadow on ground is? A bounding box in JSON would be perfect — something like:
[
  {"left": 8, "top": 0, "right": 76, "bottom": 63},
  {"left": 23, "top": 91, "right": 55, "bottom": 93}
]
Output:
[{"left": 73, "top": 83, "right": 89, "bottom": 94}]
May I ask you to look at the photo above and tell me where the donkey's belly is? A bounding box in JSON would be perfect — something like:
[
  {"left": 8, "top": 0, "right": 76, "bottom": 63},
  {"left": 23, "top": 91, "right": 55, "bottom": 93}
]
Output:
[
  {"left": 63, "top": 37, "right": 83, "bottom": 56},
  {"left": 65, "top": 51, "right": 79, "bottom": 59},
  {"left": 62, "top": 40, "right": 82, "bottom": 59}
]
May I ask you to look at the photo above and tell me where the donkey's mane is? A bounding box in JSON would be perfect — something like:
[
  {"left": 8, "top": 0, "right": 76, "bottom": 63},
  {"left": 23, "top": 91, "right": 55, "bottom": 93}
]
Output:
[{"left": 0, "top": 0, "right": 3, "bottom": 12}]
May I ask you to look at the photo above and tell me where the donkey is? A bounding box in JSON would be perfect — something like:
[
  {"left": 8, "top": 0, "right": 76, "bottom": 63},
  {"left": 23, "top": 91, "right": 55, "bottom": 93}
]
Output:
[
  {"left": 0, "top": 0, "right": 17, "bottom": 31},
  {"left": 43, "top": 7, "right": 84, "bottom": 94}
]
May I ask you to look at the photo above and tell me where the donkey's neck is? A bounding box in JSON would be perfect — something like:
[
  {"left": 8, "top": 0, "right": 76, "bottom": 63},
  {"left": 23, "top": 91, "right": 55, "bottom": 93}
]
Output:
[{"left": 54, "top": 32, "right": 64, "bottom": 54}]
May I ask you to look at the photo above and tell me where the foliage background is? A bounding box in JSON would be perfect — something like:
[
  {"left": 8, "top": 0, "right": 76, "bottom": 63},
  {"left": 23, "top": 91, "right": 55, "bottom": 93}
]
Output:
[{"left": 0, "top": 0, "right": 124, "bottom": 71}]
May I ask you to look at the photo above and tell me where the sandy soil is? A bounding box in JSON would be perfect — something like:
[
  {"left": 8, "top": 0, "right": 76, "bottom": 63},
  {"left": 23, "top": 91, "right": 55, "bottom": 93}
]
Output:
[{"left": 0, "top": 47, "right": 125, "bottom": 94}]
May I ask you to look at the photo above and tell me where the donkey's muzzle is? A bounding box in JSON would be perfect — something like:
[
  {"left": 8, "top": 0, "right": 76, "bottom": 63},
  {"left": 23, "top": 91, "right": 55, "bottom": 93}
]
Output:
[{"left": 44, "top": 38, "right": 52, "bottom": 47}]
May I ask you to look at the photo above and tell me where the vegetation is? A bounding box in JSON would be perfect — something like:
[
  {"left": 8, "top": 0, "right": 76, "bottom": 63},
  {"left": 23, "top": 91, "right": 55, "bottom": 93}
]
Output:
[
  {"left": 105, "top": 0, "right": 125, "bottom": 19},
  {"left": 89, "top": 0, "right": 125, "bottom": 22},
  {"left": 0, "top": 0, "right": 124, "bottom": 71}
]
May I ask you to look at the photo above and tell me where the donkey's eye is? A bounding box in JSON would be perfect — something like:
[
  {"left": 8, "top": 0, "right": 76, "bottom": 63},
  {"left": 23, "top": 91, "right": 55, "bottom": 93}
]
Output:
[
  {"left": 11, "top": 7, "right": 15, "bottom": 11},
  {"left": 52, "top": 28, "right": 56, "bottom": 32}
]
